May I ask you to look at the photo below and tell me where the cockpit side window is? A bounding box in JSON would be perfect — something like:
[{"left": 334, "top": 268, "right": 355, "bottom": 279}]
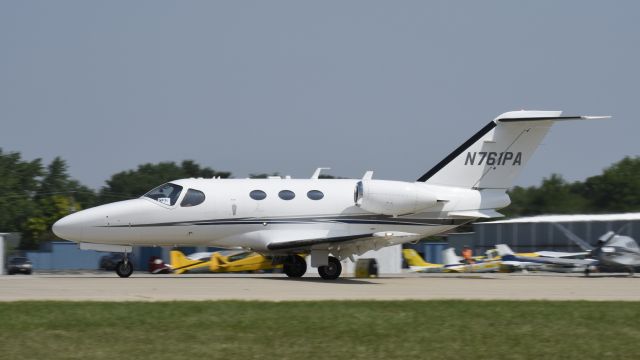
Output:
[
  {"left": 181, "top": 189, "right": 206, "bottom": 207},
  {"left": 143, "top": 183, "right": 183, "bottom": 206}
]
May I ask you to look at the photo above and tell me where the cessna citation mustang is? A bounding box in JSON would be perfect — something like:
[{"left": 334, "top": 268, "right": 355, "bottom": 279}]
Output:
[{"left": 53, "top": 110, "right": 608, "bottom": 280}]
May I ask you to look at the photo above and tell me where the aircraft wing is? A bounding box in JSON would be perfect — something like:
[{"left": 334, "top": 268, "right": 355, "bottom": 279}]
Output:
[
  {"left": 535, "top": 251, "right": 590, "bottom": 258},
  {"left": 409, "top": 265, "right": 444, "bottom": 273},
  {"left": 552, "top": 223, "right": 594, "bottom": 251},
  {"left": 265, "top": 230, "right": 422, "bottom": 253},
  {"left": 512, "top": 255, "right": 596, "bottom": 267}
]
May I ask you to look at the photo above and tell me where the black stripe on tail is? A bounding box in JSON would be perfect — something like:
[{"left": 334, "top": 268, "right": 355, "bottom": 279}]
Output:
[{"left": 417, "top": 121, "right": 497, "bottom": 182}]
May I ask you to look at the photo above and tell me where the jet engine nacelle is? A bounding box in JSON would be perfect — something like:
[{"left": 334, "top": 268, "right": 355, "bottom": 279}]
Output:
[{"left": 354, "top": 180, "right": 438, "bottom": 216}]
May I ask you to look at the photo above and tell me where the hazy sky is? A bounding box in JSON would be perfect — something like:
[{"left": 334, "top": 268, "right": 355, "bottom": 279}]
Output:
[{"left": 1, "top": 1, "right": 638, "bottom": 190}]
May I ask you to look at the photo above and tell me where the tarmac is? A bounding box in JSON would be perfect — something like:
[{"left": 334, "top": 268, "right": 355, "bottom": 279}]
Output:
[{"left": 2, "top": 271, "right": 640, "bottom": 301}]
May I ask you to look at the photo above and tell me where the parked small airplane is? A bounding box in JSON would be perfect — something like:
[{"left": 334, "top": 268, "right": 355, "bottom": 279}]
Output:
[
  {"left": 403, "top": 248, "right": 501, "bottom": 273},
  {"left": 53, "top": 110, "right": 608, "bottom": 279},
  {"left": 553, "top": 223, "right": 640, "bottom": 275},
  {"left": 169, "top": 249, "right": 283, "bottom": 274},
  {"left": 496, "top": 244, "right": 595, "bottom": 273}
]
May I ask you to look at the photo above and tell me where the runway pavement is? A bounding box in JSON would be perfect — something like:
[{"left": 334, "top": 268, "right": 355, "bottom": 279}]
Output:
[{"left": 2, "top": 272, "right": 640, "bottom": 301}]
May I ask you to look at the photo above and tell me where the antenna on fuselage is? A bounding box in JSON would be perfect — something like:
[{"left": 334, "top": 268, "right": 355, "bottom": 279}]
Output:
[
  {"left": 311, "top": 167, "right": 331, "bottom": 179},
  {"left": 362, "top": 171, "right": 374, "bottom": 180}
]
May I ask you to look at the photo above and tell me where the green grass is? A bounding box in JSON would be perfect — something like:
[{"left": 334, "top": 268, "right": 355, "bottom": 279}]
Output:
[{"left": 1, "top": 301, "right": 639, "bottom": 359}]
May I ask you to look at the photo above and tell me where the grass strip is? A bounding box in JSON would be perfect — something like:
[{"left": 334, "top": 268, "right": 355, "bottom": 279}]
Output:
[{"left": 0, "top": 300, "right": 639, "bottom": 359}]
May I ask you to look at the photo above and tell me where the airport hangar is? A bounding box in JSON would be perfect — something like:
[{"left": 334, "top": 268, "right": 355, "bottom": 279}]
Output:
[{"left": 445, "top": 213, "right": 640, "bottom": 256}]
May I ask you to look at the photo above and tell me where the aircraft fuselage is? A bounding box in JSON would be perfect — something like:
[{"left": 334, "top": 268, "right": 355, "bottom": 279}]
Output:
[{"left": 53, "top": 178, "right": 509, "bottom": 253}]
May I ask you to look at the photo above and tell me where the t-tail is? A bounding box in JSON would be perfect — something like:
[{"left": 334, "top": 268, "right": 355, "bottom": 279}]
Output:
[{"left": 417, "top": 111, "right": 610, "bottom": 190}]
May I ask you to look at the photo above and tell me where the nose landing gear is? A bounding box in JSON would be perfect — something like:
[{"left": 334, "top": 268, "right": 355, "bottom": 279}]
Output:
[{"left": 115, "top": 253, "right": 134, "bottom": 278}]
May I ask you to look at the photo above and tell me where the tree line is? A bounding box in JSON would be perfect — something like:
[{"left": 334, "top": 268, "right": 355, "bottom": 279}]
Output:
[
  {"left": 1, "top": 148, "right": 638, "bottom": 248},
  {"left": 0, "top": 149, "right": 231, "bottom": 249},
  {"left": 504, "top": 156, "right": 640, "bottom": 217}
]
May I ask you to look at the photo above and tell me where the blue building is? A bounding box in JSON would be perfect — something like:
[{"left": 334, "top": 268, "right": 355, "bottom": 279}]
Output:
[{"left": 21, "top": 241, "right": 222, "bottom": 271}]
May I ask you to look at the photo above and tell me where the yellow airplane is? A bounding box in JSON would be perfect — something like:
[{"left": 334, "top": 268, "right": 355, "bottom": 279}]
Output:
[
  {"left": 170, "top": 249, "right": 283, "bottom": 274},
  {"left": 404, "top": 247, "right": 552, "bottom": 274},
  {"left": 403, "top": 248, "right": 502, "bottom": 273}
]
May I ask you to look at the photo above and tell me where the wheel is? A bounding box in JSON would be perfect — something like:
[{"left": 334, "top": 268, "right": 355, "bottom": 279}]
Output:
[
  {"left": 283, "top": 255, "right": 307, "bottom": 278},
  {"left": 318, "top": 256, "right": 342, "bottom": 280},
  {"left": 584, "top": 267, "right": 590, "bottom": 277},
  {"left": 115, "top": 260, "right": 134, "bottom": 278}
]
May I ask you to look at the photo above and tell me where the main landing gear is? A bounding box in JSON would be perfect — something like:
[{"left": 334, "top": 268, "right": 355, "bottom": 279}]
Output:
[
  {"left": 283, "top": 255, "right": 307, "bottom": 278},
  {"left": 318, "top": 257, "right": 342, "bottom": 280},
  {"left": 283, "top": 255, "right": 342, "bottom": 280},
  {"left": 115, "top": 253, "right": 134, "bottom": 278}
]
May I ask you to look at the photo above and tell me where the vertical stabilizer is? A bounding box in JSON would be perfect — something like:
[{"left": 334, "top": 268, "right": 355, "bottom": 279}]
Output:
[
  {"left": 495, "top": 244, "right": 515, "bottom": 257},
  {"left": 417, "top": 111, "right": 608, "bottom": 190},
  {"left": 402, "top": 249, "right": 432, "bottom": 267},
  {"left": 442, "top": 248, "right": 463, "bottom": 265}
]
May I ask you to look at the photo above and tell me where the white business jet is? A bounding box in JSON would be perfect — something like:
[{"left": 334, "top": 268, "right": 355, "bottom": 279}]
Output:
[{"left": 53, "top": 110, "right": 608, "bottom": 279}]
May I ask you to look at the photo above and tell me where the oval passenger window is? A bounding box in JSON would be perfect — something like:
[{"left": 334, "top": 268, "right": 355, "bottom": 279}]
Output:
[
  {"left": 250, "top": 190, "right": 267, "bottom": 200},
  {"left": 278, "top": 190, "right": 295, "bottom": 200},
  {"left": 307, "top": 190, "right": 324, "bottom": 200}
]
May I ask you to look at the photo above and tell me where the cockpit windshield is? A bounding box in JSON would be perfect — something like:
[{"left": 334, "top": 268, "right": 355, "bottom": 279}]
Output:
[{"left": 143, "top": 183, "right": 183, "bottom": 206}]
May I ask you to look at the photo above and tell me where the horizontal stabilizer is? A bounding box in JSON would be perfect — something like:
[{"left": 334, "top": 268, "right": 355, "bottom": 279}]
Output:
[{"left": 498, "top": 115, "right": 610, "bottom": 123}]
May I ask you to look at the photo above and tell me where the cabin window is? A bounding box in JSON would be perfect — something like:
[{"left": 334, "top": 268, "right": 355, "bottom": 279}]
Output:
[
  {"left": 307, "top": 190, "right": 324, "bottom": 200},
  {"left": 249, "top": 190, "right": 267, "bottom": 200},
  {"left": 180, "top": 189, "right": 206, "bottom": 207},
  {"left": 143, "top": 183, "right": 183, "bottom": 206},
  {"left": 278, "top": 190, "right": 295, "bottom": 200}
]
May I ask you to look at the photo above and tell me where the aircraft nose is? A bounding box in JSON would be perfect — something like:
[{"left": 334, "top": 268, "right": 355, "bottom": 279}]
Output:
[
  {"left": 52, "top": 205, "right": 107, "bottom": 241},
  {"left": 52, "top": 199, "right": 156, "bottom": 243},
  {"left": 52, "top": 213, "right": 84, "bottom": 241}
]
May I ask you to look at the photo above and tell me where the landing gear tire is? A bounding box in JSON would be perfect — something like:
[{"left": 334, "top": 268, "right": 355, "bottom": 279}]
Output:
[
  {"left": 283, "top": 255, "right": 307, "bottom": 278},
  {"left": 115, "top": 260, "right": 134, "bottom": 278},
  {"left": 318, "top": 256, "right": 342, "bottom": 280}
]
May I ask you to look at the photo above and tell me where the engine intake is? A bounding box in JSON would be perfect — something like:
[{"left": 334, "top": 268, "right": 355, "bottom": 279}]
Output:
[{"left": 354, "top": 180, "right": 438, "bottom": 216}]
